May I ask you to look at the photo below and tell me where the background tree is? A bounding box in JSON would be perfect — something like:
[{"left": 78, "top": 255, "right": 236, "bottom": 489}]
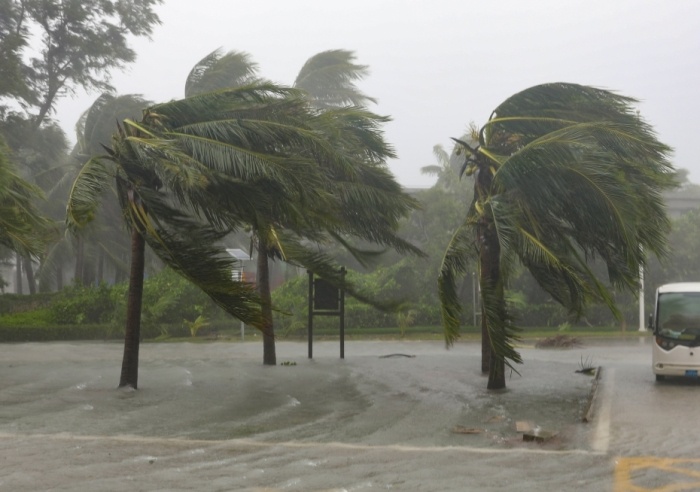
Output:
[
  {"left": 185, "top": 49, "right": 260, "bottom": 98},
  {"left": 293, "top": 49, "right": 376, "bottom": 109},
  {"left": 0, "top": 0, "right": 162, "bottom": 293},
  {"left": 0, "top": 112, "right": 67, "bottom": 292},
  {"left": 439, "top": 82, "right": 676, "bottom": 390},
  {"left": 180, "top": 48, "right": 420, "bottom": 365},
  {"left": 63, "top": 93, "right": 151, "bottom": 287},
  {"left": 1, "top": 0, "right": 161, "bottom": 128},
  {"left": 0, "top": 0, "right": 30, "bottom": 103},
  {"left": 0, "top": 135, "right": 51, "bottom": 266},
  {"left": 420, "top": 127, "right": 478, "bottom": 194}
]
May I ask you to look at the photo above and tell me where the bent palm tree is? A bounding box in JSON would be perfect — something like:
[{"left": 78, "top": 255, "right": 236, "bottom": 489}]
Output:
[
  {"left": 421, "top": 128, "right": 477, "bottom": 194},
  {"left": 0, "top": 136, "right": 51, "bottom": 259},
  {"left": 66, "top": 86, "right": 326, "bottom": 387},
  {"left": 185, "top": 49, "right": 260, "bottom": 98},
  {"left": 182, "top": 49, "right": 420, "bottom": 364},
  {"left": 439, "top": 82, "right": 675, "bottom": 390},
  {"left": 294, "top": 49, "right": 377, "bottom": 109},
  {"left": 44, "top": 93, "right": 151, "bottom": 288}
]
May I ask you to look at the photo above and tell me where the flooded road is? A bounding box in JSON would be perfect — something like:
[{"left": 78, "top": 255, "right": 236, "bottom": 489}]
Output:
[{"left": 0, "top": 338, "right": 694, "bottom": 491}]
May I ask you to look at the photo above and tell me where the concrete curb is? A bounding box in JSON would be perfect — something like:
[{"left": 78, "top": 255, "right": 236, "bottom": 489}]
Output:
[{"left": 582, "top": 366, "right": 602, "bottom": 423}]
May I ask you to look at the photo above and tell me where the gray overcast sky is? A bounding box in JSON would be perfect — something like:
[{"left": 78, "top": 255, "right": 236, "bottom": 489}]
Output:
[{"left": 55, "top": 0, "right": 700, "bottom": 187}]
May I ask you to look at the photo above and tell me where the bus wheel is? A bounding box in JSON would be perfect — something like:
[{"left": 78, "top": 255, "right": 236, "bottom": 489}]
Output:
[{"left": 655, "top": 374, "right": 666, "bottom": 382}]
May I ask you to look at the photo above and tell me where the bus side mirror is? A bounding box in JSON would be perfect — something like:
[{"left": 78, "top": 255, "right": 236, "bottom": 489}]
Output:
[{"left": 648, "top": 313, "right": 654, "bottom": 332}]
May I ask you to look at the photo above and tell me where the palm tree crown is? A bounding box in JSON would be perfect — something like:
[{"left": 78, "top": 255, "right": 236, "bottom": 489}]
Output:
[
  {"left": 439, "top": 82, "right": 676, "bottom": 389},
  {"left": 185, "top": 49, "right": 261, "bottom": 98},
  {"left": 294, "top": 49, "right": 377, "bottom": 109}
]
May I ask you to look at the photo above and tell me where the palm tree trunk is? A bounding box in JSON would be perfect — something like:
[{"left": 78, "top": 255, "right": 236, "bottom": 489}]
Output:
[
  {"left": 74, "top": 236, "right": 84, "bottom": 285},
  {"left": 56, "top": 264, "right": 63, "bottom": 290},
  {"left": 97, "top": 248, "right": 104, "bottom": 284},
  {"left": 481, "top": 315, "right": 491, "bottom": 374},
  {"left": 475, "top": 159, "right": 505, "bottom": 389},
  {"left": 481, "top": 222, "right": 506, "bottom": 390},
  {"left": 14, "top": 253, "right": 22, "bottom": 294},
  {"left": 23, "top": 255, "right": 36, "bottom": 294},
  {"left": 257, "top": 238, "right": 276, "bottom": 365},
  {"left": 119, "top": 227, "right": 145, "bottom": 389}
]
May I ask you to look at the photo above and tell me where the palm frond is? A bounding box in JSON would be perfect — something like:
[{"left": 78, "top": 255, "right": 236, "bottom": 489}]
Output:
[
  {"left": 278, "top": 232, "right": 404, "bottom": 312},
  {"left": 127, "top": 187, "right": 262, "bottom": 327},
  {"left": 438, "top": 219, "right": 478, "bottom": 346},
  {"left": 65, "top": 156, "right": 114, "bottom": 231},
  {"left": 185, "top": 49, "right": 260, "bottom": 97},
  {"left": 294, "top": 50, "right": 377, "bottom": 108}
]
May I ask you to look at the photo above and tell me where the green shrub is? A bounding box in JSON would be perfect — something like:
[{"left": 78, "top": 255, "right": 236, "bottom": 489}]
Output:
[
  {"left": 49, "top": 283, "right": 115, "bottom": 324},
  {"left": 0, "top": 307, "right": 53, "bottom": 326},
  {"left": 110, "top": 268, "right": 233, "bottom": 332},
  {"left": 0, "top": 293, "right": 55, "bottom": 315},
  {"left": 0, "top": 323, "right": 120, "bottom": 342}
]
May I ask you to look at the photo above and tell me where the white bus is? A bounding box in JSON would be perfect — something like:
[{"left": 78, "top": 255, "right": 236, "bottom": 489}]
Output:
[{"left": 650, "top": 282, "right": 700, "bottom": 381}]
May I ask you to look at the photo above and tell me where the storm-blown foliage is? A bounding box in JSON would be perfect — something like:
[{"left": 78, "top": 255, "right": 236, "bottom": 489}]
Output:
[
  {"left": 67, "top": 82, "right": 419, "bottom": 380},
  {"left": 439, "top": 82, "right": 675, "bottom": 389},
  {"left": 0, "top": 136, "right": 51, "bottom": 258}
]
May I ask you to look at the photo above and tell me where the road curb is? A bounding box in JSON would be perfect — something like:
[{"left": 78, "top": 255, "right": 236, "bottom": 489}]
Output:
[{"left": 582, "top": 366, "right": 602, "bottom": 423}]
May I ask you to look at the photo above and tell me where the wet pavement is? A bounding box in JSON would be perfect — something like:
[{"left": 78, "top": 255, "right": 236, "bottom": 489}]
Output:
[{"left": 0, "top": 337, "right": 689, "bottom": 491}]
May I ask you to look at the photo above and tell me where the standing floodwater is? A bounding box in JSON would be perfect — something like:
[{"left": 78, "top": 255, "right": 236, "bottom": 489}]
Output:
[{"left": 0, "top": 338, "right": 685, "bottom": 491}]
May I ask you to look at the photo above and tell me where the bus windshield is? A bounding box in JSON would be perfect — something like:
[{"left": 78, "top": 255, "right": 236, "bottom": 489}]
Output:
[{"left": 657, "top": 292, "right": 700, "bottom": 339}]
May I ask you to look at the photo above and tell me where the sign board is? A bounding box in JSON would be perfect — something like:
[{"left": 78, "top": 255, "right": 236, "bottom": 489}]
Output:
[{"left": 314, "top": 278, "right": 339, "bottom": 310}]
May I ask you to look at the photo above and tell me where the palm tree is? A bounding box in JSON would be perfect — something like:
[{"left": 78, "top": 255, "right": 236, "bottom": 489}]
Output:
[
  {"left": 439, "top": 82, "right": 675, "bottom": 390},
  {"left": 421, "top": 127, "right": 478, "bottom": 193},
  {"left": 180, "top": 49, "right": 419, "bottom": 365},
  {"left": 0, "top": 136, "right": 51, "bottom": 264},
  {"left": 185, "top": 49, "right": 260, "bottom": 98},
  {"left": 43, "top": 93, "right": 152, "bottom": 289},
  {"left": 66, "top": 85, "right": 327, "bottom": 387},
  {"left": 293, "top": 49, "right": 377, "bottom": 109},
  {"left": 0, "top": 114, "right": 67, "bottom": 293},
  {"left": 250, "top": 105, "right": 422, "bottom": 365}
]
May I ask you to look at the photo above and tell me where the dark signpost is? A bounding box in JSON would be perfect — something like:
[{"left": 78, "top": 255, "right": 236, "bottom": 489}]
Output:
[{"left": 307, "top": 268, "right": 346, "bottom": 359}]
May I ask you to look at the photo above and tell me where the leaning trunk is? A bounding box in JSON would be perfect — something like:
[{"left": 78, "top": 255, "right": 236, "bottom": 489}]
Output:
[
  {"left": 481, "top": 223, "right": 506, "bottom": 390},
  {"left": 481, "top": 315, "right": 491, "bottom": 374},
  {"left": 119, "top": 228, "right": 146, "bottom": 389},
  {"left": 257, "top": 239, "right": 276, "bottom": 365},
  {"left": 475, "top": 156, "right": 505, "bottom": 390},
  {"left": 74, "top": 236, "right": 85, "bottom": 286},
  {"left": 14, "top": 253, "right": 22, "bottom": 294},
  {"left": 23, "top": 255, "right": 36, "bottom": 294}
]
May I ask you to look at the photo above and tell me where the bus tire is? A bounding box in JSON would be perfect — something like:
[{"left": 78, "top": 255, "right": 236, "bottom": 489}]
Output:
[{"left": 655, "top": 374, "right": 666, "bottom": 382}]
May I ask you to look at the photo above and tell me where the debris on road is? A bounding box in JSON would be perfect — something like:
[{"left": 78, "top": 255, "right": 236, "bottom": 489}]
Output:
[
  {"left": 452, "top": 426, "right": 484, "bottom": 435},
  {"left": 516, "top": 421, "right": 535, "bottom": 433},
  {"left": 523, "top": 429, "right": 558, "bottom": 442}
]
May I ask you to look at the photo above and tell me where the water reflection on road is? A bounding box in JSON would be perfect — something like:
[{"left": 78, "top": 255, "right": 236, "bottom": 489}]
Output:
[{"left": 0, "top": 338, "right": 695, "bottom": 491}]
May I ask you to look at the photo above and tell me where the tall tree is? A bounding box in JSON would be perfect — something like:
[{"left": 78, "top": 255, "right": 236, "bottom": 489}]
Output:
[
  {"left": 0, "top": 135, "right": 51, "bottom": 262},
  {"left": 439, "top": 82, "right": 675, "bottom": 389},
  {"left": 1, "top": 0, "right": 161, "bottom": 128},
  {"left": 0, "top": 0, "right": 30, "bottom": 102},
  {"left": 421, "top": 127, "right": 477, "bottom": 194},
  {"left": 66, "top": 84, "right": 338, "bottom": 387},
  {"left": 294, "top": 49, "right": 377, "bottom": 109},
  {"left": 185, "top": 49, "right": 260, "bottom": 98},
  {"left": 0, "top": 112, "right": 67, "bottom": 292},
  {"left": 181, "top": 49, "right": 420, "bottom": 365},
  {"left": 248, "top": 105, "right": 421, "bottom": 365},
  {"left": 1, "top": 0, "right": 161, "bottom": 291}
]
